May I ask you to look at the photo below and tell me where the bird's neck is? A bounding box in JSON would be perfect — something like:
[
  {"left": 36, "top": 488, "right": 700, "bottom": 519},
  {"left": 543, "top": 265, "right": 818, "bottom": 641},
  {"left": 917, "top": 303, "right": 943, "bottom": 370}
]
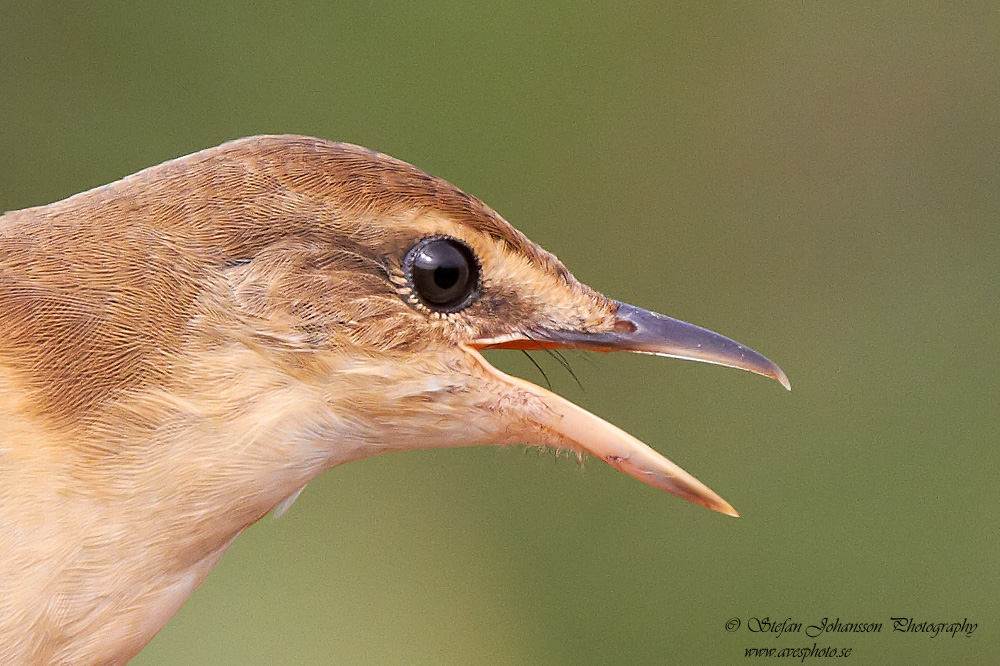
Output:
[{"left": 0, "top": 344, "right": 361, "bottom": 664}]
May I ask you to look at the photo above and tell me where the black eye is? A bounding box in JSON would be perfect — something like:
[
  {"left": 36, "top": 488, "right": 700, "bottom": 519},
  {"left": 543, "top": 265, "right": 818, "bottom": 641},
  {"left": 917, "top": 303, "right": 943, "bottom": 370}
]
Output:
[{"left": 404, "top": 236, "right": 480, "bottom": 312}]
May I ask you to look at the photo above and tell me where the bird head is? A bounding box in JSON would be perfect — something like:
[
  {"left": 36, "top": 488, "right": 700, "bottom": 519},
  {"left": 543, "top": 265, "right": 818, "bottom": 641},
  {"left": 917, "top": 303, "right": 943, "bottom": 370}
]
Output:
[
  {"left": 4, "top": 136, "right": 787, "bottom": 522},
  {"left": 136, "top": 135, "right": 784, "bottom": 517}
]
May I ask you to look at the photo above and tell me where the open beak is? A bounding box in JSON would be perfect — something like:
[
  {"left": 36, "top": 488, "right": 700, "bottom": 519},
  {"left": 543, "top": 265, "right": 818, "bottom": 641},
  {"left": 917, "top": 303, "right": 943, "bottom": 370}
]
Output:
[{"left": 469, "top": 300, "right": 789, "bottom": 517}]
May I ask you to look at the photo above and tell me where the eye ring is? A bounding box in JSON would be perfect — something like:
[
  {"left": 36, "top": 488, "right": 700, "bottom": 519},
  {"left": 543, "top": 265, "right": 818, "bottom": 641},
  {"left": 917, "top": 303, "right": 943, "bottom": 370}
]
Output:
[{"left": 403, "top": 236, "right": 481, "bottom": 313}]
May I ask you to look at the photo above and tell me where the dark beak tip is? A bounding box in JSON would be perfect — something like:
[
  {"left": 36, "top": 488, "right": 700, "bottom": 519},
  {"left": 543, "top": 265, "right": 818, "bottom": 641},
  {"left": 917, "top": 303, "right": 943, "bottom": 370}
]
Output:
[
  {"left": 772, "top": 366, "right": 792, "bottom": 391},
  {"left": 611, "top": 301, "right": 791, "bottom": 391}
]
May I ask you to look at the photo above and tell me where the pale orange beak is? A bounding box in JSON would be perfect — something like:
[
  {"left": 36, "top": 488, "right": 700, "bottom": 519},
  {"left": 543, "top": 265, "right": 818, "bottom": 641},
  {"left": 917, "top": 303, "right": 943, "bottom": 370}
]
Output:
[{"left": 469, "top": 300, "right": 789, "bottom": 517}]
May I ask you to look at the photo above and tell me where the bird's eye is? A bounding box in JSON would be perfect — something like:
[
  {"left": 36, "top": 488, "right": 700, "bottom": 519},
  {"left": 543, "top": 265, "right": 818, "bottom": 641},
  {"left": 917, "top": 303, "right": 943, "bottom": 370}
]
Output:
[{"left": 404, "top": 236, "right": 480, "bottom": 312}]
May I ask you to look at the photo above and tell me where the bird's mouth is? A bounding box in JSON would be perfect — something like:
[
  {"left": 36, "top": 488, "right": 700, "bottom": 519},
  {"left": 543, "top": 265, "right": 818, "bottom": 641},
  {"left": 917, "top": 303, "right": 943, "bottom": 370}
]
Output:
[{"left": 467, "top": 300, "right": 789, "bottom": 517}]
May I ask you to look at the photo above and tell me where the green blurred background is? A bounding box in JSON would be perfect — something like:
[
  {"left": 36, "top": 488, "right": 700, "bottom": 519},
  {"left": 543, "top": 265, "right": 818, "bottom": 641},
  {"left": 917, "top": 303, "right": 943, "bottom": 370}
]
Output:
[{"left": 2, "top": 3, "right": 996, "bottom": 664}]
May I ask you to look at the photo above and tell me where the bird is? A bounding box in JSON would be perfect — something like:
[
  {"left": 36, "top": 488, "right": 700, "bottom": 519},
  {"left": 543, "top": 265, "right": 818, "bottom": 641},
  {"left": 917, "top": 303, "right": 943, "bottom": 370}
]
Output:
[{"left": 0, "top": 135, "right": 788, "bottom": 664}]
